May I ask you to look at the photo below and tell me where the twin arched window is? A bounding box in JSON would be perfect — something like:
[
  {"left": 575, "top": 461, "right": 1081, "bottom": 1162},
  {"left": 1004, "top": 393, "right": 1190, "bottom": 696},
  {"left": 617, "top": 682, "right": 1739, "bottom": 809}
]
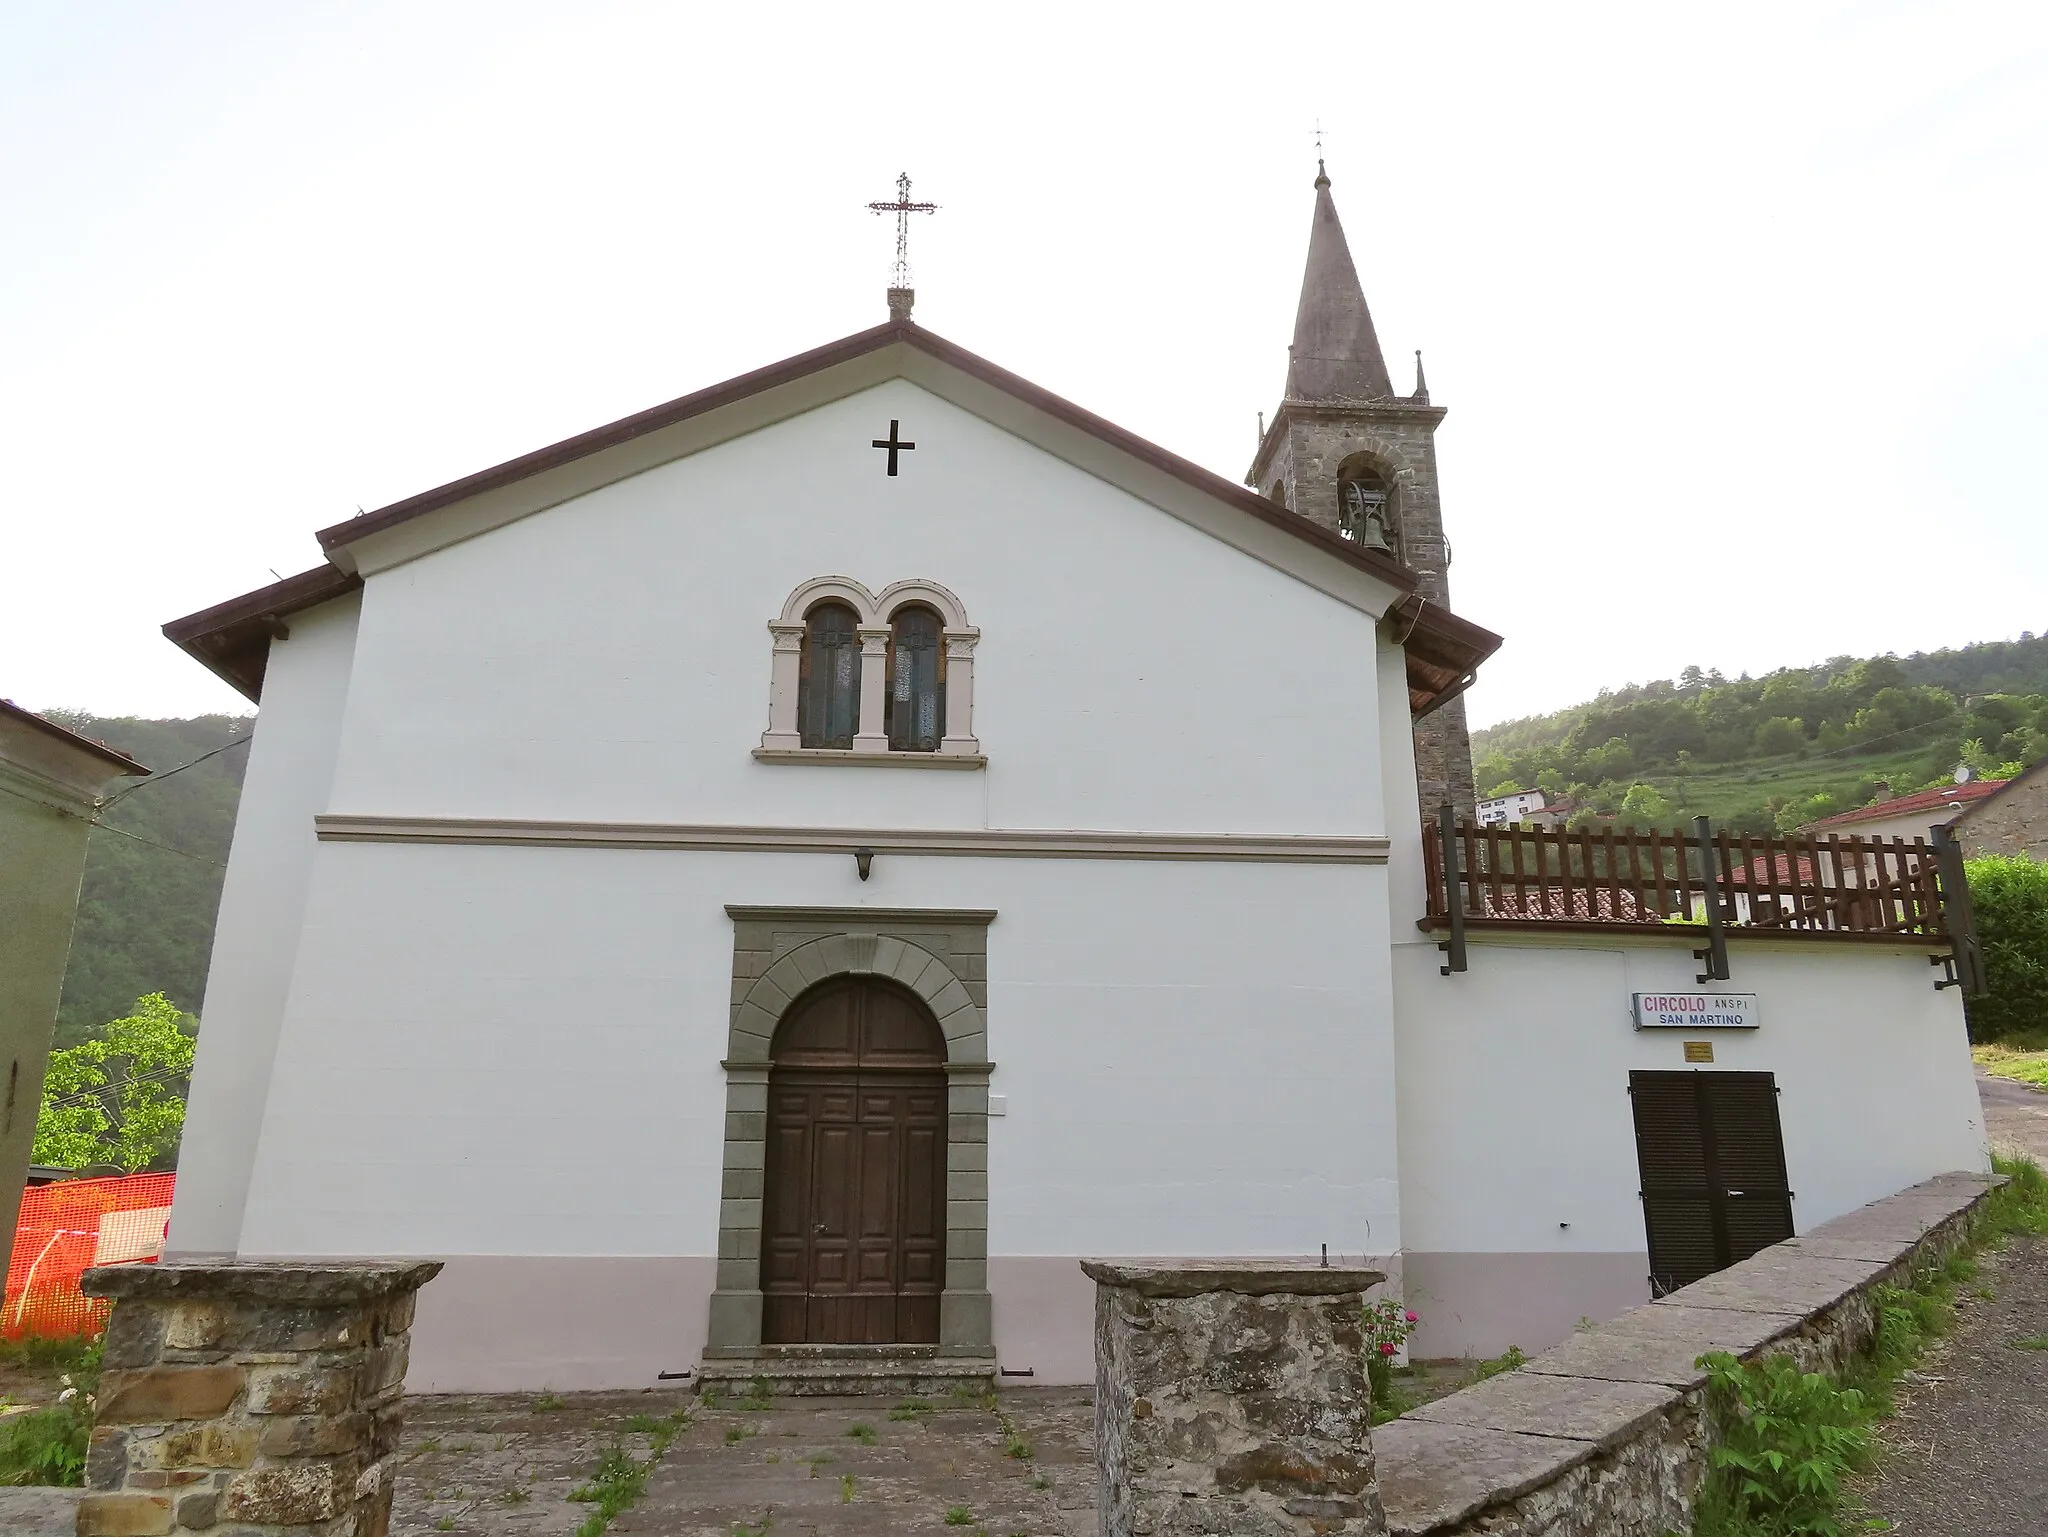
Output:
[
  {"left": 762, "top": 578, "right": 981, "bottom": 764},
  {"left": 797, "top": 601, "right": 946, "bottom": 752}
]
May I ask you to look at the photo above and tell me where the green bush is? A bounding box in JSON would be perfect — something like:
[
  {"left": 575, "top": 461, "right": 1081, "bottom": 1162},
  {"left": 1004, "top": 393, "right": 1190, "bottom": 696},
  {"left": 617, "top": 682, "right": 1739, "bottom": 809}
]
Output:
[
  {"left": 0, "top": 1337, "right": 100, "bottom": 1487},
  {"left": 1963, "top": 856, "right": 2048, "bottom": 1044},
  {"left": 1694, "top": 1352, "right": 1871, "bottom": 1537}
]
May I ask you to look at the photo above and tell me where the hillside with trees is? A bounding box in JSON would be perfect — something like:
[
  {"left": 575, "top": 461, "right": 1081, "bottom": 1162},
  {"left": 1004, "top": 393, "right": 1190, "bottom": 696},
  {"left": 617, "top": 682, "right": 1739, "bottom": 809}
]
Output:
[
  {"left": 42, "top": 712, "right": 248, "bottom": 1046},
  {"left": 1473, "top": 634, "right": 2048, "bottom": 834}
]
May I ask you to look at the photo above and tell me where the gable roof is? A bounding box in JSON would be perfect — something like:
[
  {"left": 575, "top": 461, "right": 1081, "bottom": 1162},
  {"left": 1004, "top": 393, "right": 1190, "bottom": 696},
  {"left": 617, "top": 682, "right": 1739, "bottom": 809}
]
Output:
[
  {"left": 1803, "top": 779, "right": 2008, "bottom": 831},
  {"left": 166, "top": 319, "right": 1500, "bottom": 706},
  {"left": 0, "top": 700, "right": 150, "bottom": 778}
]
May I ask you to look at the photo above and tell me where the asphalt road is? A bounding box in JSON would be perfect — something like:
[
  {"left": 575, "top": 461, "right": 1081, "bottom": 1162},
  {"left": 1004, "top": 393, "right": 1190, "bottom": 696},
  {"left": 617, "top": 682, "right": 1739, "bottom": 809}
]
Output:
[
  {"left": 1976, "top": 1070, "right": 2048, "bottom": 1166},
  {"left": 1853, "top": 1072, "right": 2048, "bottom": 1535}
]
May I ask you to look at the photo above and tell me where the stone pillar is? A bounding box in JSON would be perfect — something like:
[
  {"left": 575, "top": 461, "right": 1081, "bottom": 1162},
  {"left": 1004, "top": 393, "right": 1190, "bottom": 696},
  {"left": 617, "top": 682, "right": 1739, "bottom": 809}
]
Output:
[
  {"left": 78, "top": 1261, "right": 441, "bottom": 1537},
  {"left": 853, "top": 626, "right": 892, "bottom": 752},
  {"left": 759, "top": 622, "right": 806, "bottom": 750},
  {"left": 1084, "top": 1260, "right": 1387, "bottom": 1537},
  {"left": 939, "top": 630, "right": 980, "bottom": 756}
]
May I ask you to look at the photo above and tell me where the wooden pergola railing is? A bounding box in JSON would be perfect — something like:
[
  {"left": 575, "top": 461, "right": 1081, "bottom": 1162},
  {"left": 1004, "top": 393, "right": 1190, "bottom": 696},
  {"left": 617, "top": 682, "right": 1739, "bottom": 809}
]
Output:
[{"left": 1421, "top": 811, "right": 1983, "bottom": 987}]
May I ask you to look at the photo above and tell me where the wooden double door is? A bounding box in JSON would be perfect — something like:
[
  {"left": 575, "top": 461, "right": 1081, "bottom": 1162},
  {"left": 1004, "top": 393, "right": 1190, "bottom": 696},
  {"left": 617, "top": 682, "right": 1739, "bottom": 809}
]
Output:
[
  {"left": 762, "top": 977, "right": 947, "bottom": 1345},
  {"left": 1630, "top": 1070, "right": 1795, "bottom": 1295}
]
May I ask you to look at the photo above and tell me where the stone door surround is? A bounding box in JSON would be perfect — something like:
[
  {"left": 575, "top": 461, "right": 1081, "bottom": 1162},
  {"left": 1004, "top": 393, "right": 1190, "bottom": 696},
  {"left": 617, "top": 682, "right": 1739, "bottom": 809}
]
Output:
[{"left": 706, "top": 905, "right": 995, "bottom": 1358}]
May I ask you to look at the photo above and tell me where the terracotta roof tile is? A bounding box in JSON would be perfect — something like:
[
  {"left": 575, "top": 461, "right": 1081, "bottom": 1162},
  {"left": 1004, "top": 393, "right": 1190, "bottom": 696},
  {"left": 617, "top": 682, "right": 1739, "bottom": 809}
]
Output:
[{"left": 1804, "top": 780, "right": 2007, "bottom": 830}]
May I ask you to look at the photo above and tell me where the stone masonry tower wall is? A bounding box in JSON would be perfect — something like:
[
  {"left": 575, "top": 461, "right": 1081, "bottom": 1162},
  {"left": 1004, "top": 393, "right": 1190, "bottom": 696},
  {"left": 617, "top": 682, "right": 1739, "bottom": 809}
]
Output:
[{"left": 1250, "top": 164, "right": 1477, "bottom": 820}]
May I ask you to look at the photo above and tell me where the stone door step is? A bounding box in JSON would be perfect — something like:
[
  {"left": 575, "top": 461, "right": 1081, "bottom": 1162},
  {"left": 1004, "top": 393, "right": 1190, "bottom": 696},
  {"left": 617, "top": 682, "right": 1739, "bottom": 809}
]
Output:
[{"left": 698, "top": 1348, "right": 998, "bottom": 1398}]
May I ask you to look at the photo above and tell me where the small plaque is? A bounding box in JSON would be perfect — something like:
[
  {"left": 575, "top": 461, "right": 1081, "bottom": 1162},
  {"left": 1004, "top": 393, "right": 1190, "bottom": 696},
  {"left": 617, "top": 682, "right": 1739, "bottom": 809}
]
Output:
[
  {"left": 1633, "top": 992, "right": 1758, "bottom": 1030},
  {"left": 1684, "top": 1041, "right": 1715, "bottom": 1064}
]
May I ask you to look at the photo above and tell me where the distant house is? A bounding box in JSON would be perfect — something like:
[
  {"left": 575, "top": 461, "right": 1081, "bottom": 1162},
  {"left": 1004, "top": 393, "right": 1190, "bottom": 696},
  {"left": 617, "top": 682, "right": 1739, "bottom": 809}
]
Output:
[
  {"left": 1954, "top": 763, "right": 2045, "bottom": 861},
  {"left": 1476, "top": 788, "right": 1546, "bottom": 827},
  {"left": 0, "top": 700, "right": 148, "bottom": 1275},
  {"left": 1801, "top": 778, "right": 2009, "bottom": 845}
]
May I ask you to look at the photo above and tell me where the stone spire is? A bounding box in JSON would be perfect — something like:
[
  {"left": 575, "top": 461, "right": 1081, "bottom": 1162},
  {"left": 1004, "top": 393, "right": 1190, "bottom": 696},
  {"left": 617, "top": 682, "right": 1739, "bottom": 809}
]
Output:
[{"left": 1284, "top": 162, "right": 1395, "bottom": 403}]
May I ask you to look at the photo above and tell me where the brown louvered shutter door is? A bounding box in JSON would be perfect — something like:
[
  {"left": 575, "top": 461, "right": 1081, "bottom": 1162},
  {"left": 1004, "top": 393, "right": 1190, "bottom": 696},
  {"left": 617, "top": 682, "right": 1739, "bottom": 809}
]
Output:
[
  {"left": 1629, "top": 1072, "right": 1721, "bottom": 1295},
  {"left": 1701, "top": 1073, "right": 1795, "bottom": 1265}
]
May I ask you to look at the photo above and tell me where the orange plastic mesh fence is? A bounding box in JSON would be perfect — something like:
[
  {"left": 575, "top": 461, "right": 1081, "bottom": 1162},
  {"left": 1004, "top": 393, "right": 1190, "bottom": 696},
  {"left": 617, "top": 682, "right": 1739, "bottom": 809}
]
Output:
[{"left": 3, "top": 1173, "right": 176, "bottom": 1340}]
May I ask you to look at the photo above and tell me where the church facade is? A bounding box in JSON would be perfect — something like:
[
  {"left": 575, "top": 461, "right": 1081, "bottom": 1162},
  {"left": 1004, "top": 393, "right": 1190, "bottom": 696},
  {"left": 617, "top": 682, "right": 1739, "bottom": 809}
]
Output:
[{"left": 163, "top": 171, "right": 1987, "bottom": 1390}]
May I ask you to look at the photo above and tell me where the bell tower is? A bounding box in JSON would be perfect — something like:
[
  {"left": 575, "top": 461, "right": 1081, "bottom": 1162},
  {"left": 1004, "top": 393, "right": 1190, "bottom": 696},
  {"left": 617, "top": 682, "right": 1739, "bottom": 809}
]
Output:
[{"left": 1249, "top": 160, "right": 1477, "bottom": 819}]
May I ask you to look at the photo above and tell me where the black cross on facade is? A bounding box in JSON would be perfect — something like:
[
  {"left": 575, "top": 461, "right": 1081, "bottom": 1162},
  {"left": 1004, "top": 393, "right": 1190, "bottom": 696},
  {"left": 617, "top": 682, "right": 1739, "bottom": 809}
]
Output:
[{"left": 871, "top": 419, "right": 915, "bottom": 476}]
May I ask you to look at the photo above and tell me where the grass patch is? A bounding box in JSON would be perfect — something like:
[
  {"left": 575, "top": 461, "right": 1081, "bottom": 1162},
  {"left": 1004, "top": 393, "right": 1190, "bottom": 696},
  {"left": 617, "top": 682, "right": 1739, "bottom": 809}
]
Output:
[
  {"left": 622, "top": 1407, "right": 693, "bottom": 1453},
  {"left": 840, "top": 1472, "right": 857, "bottom": 1502},
  {"left": 845, "top": 1421, "right": 876, "bottom": 1444},
  {"left": 1694, "top": 1153, "right": 2048, "bottom": 1535},
  {"left": 2013, "top": 1336, "right": 2048, "bottom": 1351},
  {"left": 561, "top": 1405, "right": 695, "bottom": 1537},
  {"left": 0, "top": 1336, "right": 99, "bottom": 1487},
  {"left": 569, "top": 1442, "right": 648, "bottom": 1522},
  {"left": 1471, "top": 1345, "right": 1528, "bottom": 1383},
  {"left": 889, "top": 1398, "right": 936, "bottom": 1423},
  {"left": 944, "top": 1507, "right": 975, "bottom": 1525},
  {"left": 1971, "top": 1044, "right": 2048, "bottom": 1088},
  {"left": 531, "top": 1390, "right": 567, "bottom": 1412},
  {"left": 0, "top": 1335, "right": 96, "bottom": 1373}
]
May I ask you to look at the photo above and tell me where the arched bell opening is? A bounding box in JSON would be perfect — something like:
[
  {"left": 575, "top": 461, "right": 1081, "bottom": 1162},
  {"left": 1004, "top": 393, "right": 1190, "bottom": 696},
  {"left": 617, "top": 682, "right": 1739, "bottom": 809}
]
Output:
[{"left": 1334, "top": 453, "right": 1398, "bottom": 557}]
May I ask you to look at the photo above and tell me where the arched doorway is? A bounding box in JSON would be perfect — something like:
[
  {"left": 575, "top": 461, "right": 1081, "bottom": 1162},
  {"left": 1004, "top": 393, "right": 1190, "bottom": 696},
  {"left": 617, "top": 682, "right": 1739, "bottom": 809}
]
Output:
[{"left": 761, "top": 975, "right": 948, "bottom": 1345}]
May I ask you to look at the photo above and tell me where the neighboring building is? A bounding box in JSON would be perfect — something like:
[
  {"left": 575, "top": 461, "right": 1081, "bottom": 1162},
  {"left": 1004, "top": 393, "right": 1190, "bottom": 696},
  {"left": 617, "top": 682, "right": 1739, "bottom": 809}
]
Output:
[
  {"left": 1954, "top": 761, "right": 2047, "bottom": 861},
  {"left": 1802, "top": 779, "right": 2009, "bottom": 845},
  {"left": 160, "top": 167, "right": 1987, "bottom": 1390},
  {"left": 1476, "top": 789, "right": 1546, "bottom": 827},
  {"left": 1525, "top": 799, "right": 1577, "bottom": 830},
  {"left": 0, "top": 701, "right": 147, "bottom": 1275}
]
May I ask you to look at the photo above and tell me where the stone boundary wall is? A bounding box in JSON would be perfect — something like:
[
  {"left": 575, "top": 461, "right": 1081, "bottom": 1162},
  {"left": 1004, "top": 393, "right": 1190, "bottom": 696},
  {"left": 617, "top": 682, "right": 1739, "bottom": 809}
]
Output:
[
  {"left": 1370, "top": 1171, "right": 1998, "bottom": 1537},
  {"left": 77, "top": 1260, "right": 441, "bottom": 1537}
]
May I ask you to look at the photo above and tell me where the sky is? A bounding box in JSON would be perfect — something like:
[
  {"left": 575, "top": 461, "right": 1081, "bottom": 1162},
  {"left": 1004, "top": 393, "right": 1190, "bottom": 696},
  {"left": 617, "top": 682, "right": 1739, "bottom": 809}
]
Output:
[{"left": 2, "top": 1, "right": 2043, "bottom": 729}]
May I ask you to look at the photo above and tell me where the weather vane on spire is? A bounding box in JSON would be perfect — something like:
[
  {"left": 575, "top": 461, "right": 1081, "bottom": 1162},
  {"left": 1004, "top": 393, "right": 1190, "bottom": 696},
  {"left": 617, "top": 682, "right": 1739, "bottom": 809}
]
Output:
[{"left": 869, "top": 172, "right": 937, "bottom": 321}]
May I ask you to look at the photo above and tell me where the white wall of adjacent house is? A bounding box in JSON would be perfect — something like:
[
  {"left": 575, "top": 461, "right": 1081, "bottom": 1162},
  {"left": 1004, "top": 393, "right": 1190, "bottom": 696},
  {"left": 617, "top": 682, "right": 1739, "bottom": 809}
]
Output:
[
  {"left": 231, "top": 843, "right": 1401, "bottom": 1389},
  {"left": 1807, "top": 808, "right": 1967, "bottom": 844},
  {"left": 1392, "top": 935, "right": 1986, "bottom": 1360},
  {"left": 172, "top": 374, "right": 1416, "bottom": 1389},
  {"left": 168, "top": 594, "right": 360, "bottom": 1260}
]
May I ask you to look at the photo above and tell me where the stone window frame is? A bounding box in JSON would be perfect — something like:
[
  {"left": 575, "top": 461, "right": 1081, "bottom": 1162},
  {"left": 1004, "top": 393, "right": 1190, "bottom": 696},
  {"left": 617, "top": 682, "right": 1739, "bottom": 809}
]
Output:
[
  {"left": 756, "top": 576, "right": 983, "bottom": 767},
  {"left": 705, "top": 906, "right": 996, "bottom": 1359}
]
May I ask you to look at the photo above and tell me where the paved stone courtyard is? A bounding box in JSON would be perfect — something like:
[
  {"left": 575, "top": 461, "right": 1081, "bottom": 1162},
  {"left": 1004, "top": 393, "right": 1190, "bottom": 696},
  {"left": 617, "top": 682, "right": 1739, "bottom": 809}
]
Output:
[{"left": 390, "top": 1387, "right": 1100, "bottom": 1537}]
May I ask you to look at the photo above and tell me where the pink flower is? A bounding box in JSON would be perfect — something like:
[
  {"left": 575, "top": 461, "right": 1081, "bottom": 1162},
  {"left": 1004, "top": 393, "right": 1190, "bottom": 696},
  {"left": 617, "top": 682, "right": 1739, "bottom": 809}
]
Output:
[
  {"left": 1405, "top": 1311, "right": 1418, "bottom": 1323},
  {"left": 1378, "top": 1341, "right": 1397, "bottom": 1355}
]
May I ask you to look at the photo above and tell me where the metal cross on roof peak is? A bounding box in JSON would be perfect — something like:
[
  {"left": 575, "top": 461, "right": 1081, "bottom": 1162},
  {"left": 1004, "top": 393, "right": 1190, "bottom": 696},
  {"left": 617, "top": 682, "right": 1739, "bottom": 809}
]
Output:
[{"left": 868, "top": 171, "right": 937, "bottom": 292}]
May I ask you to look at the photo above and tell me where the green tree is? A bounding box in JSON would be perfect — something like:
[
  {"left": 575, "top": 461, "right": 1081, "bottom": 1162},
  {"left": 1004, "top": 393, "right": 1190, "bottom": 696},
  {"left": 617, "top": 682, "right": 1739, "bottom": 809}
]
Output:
[
  {"left": 33, "top": 994, "right": 197, "bottom": 1172},
  {"left": 1753, "top": 716, "right": 1806, "bottom": 755},
  {"left": 1962, "top": 856, "right": 2048, "bottom": 1045},
  {"left": 1620, "top": 783, "right": 1672, "bottom": 823}
]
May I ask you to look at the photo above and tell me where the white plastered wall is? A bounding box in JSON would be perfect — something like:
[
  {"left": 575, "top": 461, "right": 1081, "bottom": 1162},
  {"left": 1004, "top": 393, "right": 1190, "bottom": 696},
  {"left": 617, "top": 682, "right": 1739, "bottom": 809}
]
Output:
[
  {"left": 236, "top": 845, "right": 1401, "bottom": 1388},
  {"left": 321, "top": 379, "right": 1390, "bottom": 837},
  {"left": 196, "top": 373, "right": 1413, "bottom": 1388},
  {"left": 1393, "top": 934, "right": 1987, "bottom": 1360},
  {"left": 169, "top": 594, "right": 360, "bottom": 1258}
]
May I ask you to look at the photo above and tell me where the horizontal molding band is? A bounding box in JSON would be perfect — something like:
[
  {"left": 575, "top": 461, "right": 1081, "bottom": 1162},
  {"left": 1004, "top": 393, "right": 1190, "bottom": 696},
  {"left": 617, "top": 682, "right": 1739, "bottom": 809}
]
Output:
[
  {"left": 752, "top": 748, "right": 987, "bottom": 771},
  {"left": 314, "top": 814, "right": 1391, "bottom": 864}
]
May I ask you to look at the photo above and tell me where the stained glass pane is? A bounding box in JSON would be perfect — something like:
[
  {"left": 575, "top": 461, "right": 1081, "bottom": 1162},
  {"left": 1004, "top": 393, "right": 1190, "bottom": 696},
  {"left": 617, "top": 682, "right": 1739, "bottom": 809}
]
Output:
[
  {"left": 886, "top": 607, "right": 944, "bottom": 752},
  {"left": 799, "top": 603, "right": 860, "bottom": 749}
]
